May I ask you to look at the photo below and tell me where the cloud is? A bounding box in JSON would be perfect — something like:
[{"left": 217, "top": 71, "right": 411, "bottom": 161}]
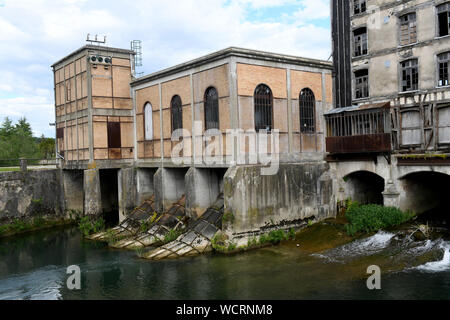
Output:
[{"left": 0, "top": 0, "right": 331, "bottom": 138}]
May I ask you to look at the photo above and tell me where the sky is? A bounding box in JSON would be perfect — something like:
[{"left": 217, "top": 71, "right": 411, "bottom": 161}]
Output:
[{"left": 0, "top": 0, "right": 331, "bottom": 138}]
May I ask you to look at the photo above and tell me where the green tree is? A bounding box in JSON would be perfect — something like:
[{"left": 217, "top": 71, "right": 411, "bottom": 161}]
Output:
[
  {"left": 0, "top": 117, "right": 47, "bottom": 164},
  {"left": 38, "top": 135, "right": 55, "bottom": 159}
]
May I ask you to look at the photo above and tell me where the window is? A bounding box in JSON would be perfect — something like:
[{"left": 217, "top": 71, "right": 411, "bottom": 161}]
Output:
[
  {"left": 437, "top": 3, "right": 450, "bottom": 37},
  {"left": 144, "top": 102, "right": 153, "bottom": 140},
  {"left": 355, "top": 69, "right": 369, "bottom": 99},
  {"left": 401, "top": 59, "right": 419, "bottom": 92},
  {"left": 353, "top": 27, "right": 368, "bottom": 57},
  {"left": 438, "top": 52, "right": 450, "bottom": 87},
  {"left": 354, "top": 0, "right": 366, "bottom": 15},
  {"left": 204, "top": 87, "right": 219, "bottom": 130},
  {"left": 299, "top": 88, "right": 316, "bottom": 133},
  {"left": 254, "top": 84, "right": 273, "bottom": 131},
  {"left": 170, "top": 95, "right": 183, "bottom": 133},
  {"left": 107, "top": 122, "right": 121, "bottom": 148},
  {"left": 399, "top": 13, "right": 417, "bottom": 46}
]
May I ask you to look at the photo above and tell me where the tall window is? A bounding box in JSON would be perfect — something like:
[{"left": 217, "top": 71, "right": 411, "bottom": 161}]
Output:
[
  {"left": 204, "top": 87, "right": 219, "bottom": 130},
  {"left": 353, "top": 27, "right": 368, "bottom": 57},
  {"left": 437, "top": 3, "right": 450, "bottom": 37},
  {"left": 354, "top": 0, "right": 366, "bottom": 15},
  {"left": 401, "top": 59, "right": 419, "bottom": 92},
  {"left": 438, "top": 52, "right": 450, "bottom": 87},
  {"left": 254, "top": 84, "right": 273, "bottom": 131},
  {"left": 299, "top": 88, "right": 316, "bottom": 134},
  {"left": 171, "top": 95, "right": 183, "bottom": 133},
  {"left": 355, "top": 69, "right": 369, "bottom": 99},
  {"left": 399, "top": 12, "right": 417, "bottom": 46},
  {"left": 144, "top": 102, "right": 153, "bottom": 140}
]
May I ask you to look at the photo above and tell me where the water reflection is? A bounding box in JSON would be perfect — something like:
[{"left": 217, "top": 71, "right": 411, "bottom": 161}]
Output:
[{"left": 0, "top": 227, "right": 449, "bottom": 300}]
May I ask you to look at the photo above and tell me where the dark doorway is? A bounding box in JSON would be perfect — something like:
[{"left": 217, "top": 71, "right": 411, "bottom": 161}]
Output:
[{"left": 100, "top": 169, "right": 119, "bottom": 227}]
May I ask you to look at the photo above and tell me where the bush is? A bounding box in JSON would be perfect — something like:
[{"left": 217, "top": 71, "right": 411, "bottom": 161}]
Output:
[
  {"left": 78, "top": 216, "right": 105, "bottom": 237},
  {"left": 345, "top": 203, "right": 415, "bottom": 236}
]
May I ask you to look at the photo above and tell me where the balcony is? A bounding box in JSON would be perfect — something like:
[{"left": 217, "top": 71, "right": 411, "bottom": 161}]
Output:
[{"left": 325, "top": 102, "right": 392, "bottom": 155}]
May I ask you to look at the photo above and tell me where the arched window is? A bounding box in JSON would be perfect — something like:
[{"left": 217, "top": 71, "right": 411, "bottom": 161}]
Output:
[
  {"left": 204, "top": 87, "right": 219, "bottom": 130},
  {"left": 171, "top": 95, "right": 183, "bottom": 133},
  {"left": 144, "top": 102, "right": 153, "bottom": 140},
  {"left": 299, "top": 88, "right": 316, "bottom": 133},
  {"left": 254, "top": 84, "right": 273, "bottom": 131}
]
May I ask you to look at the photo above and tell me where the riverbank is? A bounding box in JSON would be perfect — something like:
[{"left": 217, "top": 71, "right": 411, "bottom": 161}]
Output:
[{"left": 0, "top": 218, "right": 77, "bottom": 239}]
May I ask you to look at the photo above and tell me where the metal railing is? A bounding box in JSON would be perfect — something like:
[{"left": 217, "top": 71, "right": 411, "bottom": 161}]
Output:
[{"left": 0, "top": 158, "right": 57, "bottom": 171}]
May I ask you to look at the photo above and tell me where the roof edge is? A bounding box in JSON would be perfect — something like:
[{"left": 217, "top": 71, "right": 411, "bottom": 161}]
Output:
[
  {"left": 51, "top": 45, "right": 135, "bottom": 68},
  {"left": 131, "top": 47, "right": 333, "bottom": 87}
]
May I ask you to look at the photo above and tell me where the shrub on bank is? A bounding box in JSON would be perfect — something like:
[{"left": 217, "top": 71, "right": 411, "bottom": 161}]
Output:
[
  {"left": 78, "top": 217, "right": 105, "bottom": 237},
  {"left": 345, "top": 202, "right": 415, "bottom": 236}
]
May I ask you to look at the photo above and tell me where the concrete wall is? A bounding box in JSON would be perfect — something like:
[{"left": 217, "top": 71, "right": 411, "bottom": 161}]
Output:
[
  {"left": 62, "top": 170, "right": 84, "bottom": 213},
  {"left": 223, "top": 163, "right": 335, "bottom": 240},
  {"left": 0, "top": 170, "right": 65, "bottom": 222}
]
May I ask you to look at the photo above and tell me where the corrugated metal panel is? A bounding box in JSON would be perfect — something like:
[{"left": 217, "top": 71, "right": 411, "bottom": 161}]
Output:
[{"left": 326, "top": 133, "right": 392, "bottom": 154}]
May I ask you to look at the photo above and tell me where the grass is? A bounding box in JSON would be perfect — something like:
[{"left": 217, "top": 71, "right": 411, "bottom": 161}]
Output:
[
  {"left": 0, "top": 167, "right": 20, "bottom": 172},
  {"left": 0, "top": 217, "right": 73, "bottom": 238},
  {"left": 345, "top": 201, "right": 415, "bottom": 236},
  {"left": 163, "top": 229, "right": 183, "bottom": 243},
  {"left": 212, "top": 228, "right": 297, "bottom": 254},
  {"left": 78, "top": 216, "right": 105, "bottom": 237}
]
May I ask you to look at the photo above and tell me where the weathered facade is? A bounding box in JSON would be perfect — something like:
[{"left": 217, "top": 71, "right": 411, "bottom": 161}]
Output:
[
  {"left": 331, "top": 0, "right": 450, "bottom": 154},
  {"left": 52, "top": 45, "right": 136, "bottom": 165},
  {"left": 329, "top": 0, "right": 450, "bottom": 215},
  {"left": 51, "top": 45, "right": 335, "bottom": 237}
]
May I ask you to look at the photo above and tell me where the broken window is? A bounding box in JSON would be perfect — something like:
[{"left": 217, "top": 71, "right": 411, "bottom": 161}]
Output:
[
  {"left": 437, "top": 3, "right": 450, "bottom": 37},
  {"left": 401, "top": 59, "right": 419, "bottom": 92},
  {"left": 399, "top": 12, "right": 417, "bottom": 45},
  {"left": 354, "top": 0, "right": 366, "bottom": 15},
  {"left": 204, "top": 87, "right": 219, "bottom": 130},
  {"left": 107, "top": 122, "right": 121, "bottom": 148},
  {"left": 171, "top": 95, "right": 183, "bottom": 133},
  {"left": 254, "top": 84, "right": 273, "bottom": 131},
  {"left": 299, "top": 88, "right": 316, "bottom": 134},
  {"left": 144, "top": 102, "right": 153, "bottom": 140},
  {"left": 355, "top": 69, "right": 369, "bottom": 99},
  {"left": 438, "top": 52, "right": 450, "bottom": 87},
  {"left": 353, "top": 27, "right": 368, "bottom": 57}
]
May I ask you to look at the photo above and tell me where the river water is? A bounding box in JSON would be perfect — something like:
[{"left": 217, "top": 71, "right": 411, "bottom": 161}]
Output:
[{"left": 0, "top": 226, "right": 449, "bottom": 300}]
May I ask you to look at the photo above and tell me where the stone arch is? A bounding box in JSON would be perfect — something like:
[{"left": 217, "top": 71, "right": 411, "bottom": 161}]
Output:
[
  {"left": 398, "top": 170, "right": 450, "bottom": 215},
  {"left": 343, "top": 170, "right": 385, "bottom": 205}
]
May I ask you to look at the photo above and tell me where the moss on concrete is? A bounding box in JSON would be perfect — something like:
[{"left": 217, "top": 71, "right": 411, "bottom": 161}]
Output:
[{"left": 0, "top": 217, "right": 76, "bottom": 239}]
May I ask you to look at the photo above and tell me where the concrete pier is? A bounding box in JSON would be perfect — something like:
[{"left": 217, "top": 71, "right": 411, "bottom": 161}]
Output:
[
  {"left": 185, "top": 168, "right": 225, "bottom": 219},
  {"left": 62, "top": 170, "right": 84, "bottom": 213},
  {"left": 154, "top": 168, "right": 187, "bottom": 213},
  {"left": 83, "top": 168, "right": 102, "bottom": 216}
]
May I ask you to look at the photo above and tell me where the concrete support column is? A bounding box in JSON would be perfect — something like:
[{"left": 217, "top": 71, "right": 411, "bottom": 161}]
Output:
[
  {"left": 382, "top": 180, "right": 401, "bottom": 208},
  {"left": 185, "top": 167, "right": 220, "bottom": 219},
  {"left": 62, "top": 170, "right": 84, "bottom": 214},
  {"left": 118, "top": 168, "right": 137, "bottom": 222},
  {"left": 84, "top": 168, "right": 102, "bottom": 216},
  {"left": 154, "top": 168, "right": 186, "bottom": 213},
  {"left": 136, "top": 168, "right": 155, "bottom": 205}
]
